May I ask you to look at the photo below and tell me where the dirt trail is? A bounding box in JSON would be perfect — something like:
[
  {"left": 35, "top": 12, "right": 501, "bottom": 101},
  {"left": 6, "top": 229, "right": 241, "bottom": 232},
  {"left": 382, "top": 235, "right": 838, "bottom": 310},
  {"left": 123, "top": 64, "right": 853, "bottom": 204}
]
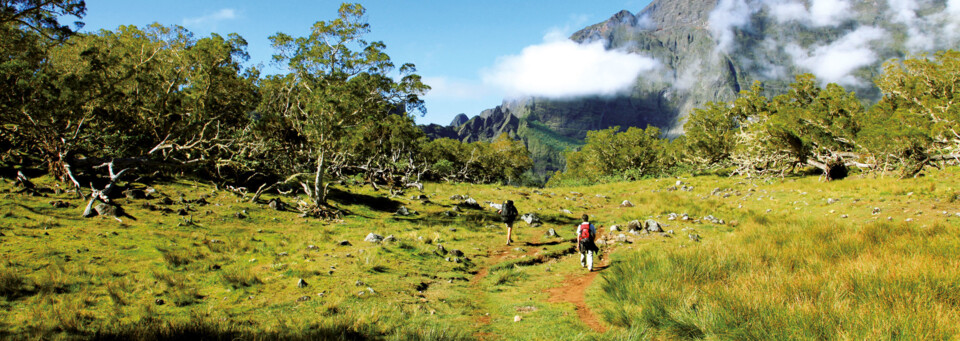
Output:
[{"left": 544, "top": 254, "right": 610, "bottom": 333}]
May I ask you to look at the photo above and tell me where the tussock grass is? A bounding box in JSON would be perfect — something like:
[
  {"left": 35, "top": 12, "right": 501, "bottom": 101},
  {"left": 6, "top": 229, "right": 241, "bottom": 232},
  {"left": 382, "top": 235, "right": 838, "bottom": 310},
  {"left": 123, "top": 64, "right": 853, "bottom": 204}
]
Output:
[{"left": 595, "top": 170, "right": 960, "bottom": 340}]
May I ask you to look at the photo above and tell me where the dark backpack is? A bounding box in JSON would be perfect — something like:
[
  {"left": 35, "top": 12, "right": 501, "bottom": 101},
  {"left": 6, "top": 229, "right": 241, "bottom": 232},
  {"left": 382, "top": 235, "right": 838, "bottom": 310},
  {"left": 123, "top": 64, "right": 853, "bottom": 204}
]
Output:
[
  {"left": 578, "top": 222, "right": 592, "bottom": 241},
  {"left": 501, "top": 200, "right": 518, "bottom": 219}
]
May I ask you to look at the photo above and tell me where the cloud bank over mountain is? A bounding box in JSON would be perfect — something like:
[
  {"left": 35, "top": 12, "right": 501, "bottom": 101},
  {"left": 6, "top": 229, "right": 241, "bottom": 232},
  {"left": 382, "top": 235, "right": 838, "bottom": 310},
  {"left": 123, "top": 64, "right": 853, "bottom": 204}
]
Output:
[{"left": 481, "top": 31, "right": 660, "bottom": 99}]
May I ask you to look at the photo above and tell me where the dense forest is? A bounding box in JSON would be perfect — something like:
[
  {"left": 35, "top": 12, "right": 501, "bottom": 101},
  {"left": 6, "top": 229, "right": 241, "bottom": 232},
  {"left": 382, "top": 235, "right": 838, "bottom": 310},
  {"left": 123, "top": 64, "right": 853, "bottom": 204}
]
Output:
[{"left": 4, "top": 1, "right": 960, "bottom": 206}]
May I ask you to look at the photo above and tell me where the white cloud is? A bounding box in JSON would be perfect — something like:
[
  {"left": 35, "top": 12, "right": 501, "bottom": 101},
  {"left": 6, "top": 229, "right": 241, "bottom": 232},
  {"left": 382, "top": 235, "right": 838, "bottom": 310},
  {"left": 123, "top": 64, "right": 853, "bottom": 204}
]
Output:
[
  {"left": 481, "top": 32, "right": 660, "bottom": 98},
  {"left": 708, "top": 0, "right": 755, "bottom": 53},
  {"left": 767, "top": 0, "right": 853, "bottom": 27},
  {"left": 183, "top": 8, "right": 237, "bottom": 27},
  {"left": 786, "top": 26, "right": 887, "bottom": 85},
  {"left": 422, "top": 76, "right": 490, "bottom": 100}
]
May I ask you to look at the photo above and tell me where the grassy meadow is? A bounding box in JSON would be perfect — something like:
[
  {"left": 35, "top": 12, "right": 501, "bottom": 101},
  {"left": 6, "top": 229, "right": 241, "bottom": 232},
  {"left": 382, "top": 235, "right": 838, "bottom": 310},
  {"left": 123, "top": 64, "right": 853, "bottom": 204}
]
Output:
[{"left": 2, "top": 168, "right": 960, "bottom": 340}]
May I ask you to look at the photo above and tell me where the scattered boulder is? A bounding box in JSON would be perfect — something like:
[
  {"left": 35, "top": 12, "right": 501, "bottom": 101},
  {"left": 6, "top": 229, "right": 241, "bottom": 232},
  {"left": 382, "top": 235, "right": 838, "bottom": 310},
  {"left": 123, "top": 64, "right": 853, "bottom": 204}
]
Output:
[
  {"left": 364, "top": 233, "right": 384, "bottom": 243},
  {"left": 450, "top": 249, "right": 464, "bottom": 257},
  {"left": 689, "top": 234, "right": 701, "bottom": 242},
  {"left": 297, "top": 296, "right": 311, "bottom": 302},
  {"left": 703, "top": 215, "right": 724, "bottom": 224},
  {"left": 297, "top": 278, "right": 308, "bottom": 288},
  {"left": 667, "top": 213, "right": 678, "bottom": 220},
  {"left": 645, "top": 219, "right": 662, "bottom": 233},
  {"left": 155, "top": 299, "right": 165, "bottom": 306},
  {"left": 94, "top": 203, "right": 122, "bottom": 218},
  {"left": 520, "top": 213, "right": 541, "bottom": 226},
  {"left": 450, "top": 194, "right": 467, "bottom": 201},
  {"left": 411, "top": 194, "right": 429, "bottom": 200},
  {"left": 459, "top": 198, "right": 481, "bottom": 209},
  {"left": 384, "top": 235, "right": 396, "bottom": 242},
  {"left": 827, "top": 198, "right": 838, "bottom": 204},
  {"left": 49, "top": 200, "right": 70, "bottom": 208},
  {"left": 490, "top": 202, "right": 503, "bottom": 210},
  {"left": 620, "top": 200, "right": 634, "bottom": 208},
  {"left": 680, "top": 213, "right": 690, "bottom": 221},
  {"left": 626, "top": 220, "right": 641, "bottom": 231},
  {"left": 158, "top": 197, "right": 174, "bottom": 205},
  {"left": 545, "top": 228, "right": 559, "bottom": 238},
  {"left": 872, "top": 207, "right": 881, "bottom": 215},
  {"left": 616, "top": 234, "right": 628, "bottom": 242},
  {"left": 609, "top": 225, "right": 621, "bottom": 232},
  {"left": 268, "top": 198, "right": 286, "bottom": 211},
  {"left": 234, "top": 212, "right": 246, "bottom": 219},
  {"left": 176, "top": 208, "right": 189, "bottom": 216},
  {"left": 441, "top": 210, "right": 458, "bottom": 217},
  {"left": 396, "top": 206, "right": 416, "bottom": 216},
  {"left": 560, "top": 209, "right": 572, "bottom": 215},
  {"left": 436, "top": 244, "right": 448, "bottom": 255},
  {"left": 123, "top": 189, "right": 146, "bottom": 200},
  {"left": 306, "top": 245, "right": 319, "bottom": 250}
]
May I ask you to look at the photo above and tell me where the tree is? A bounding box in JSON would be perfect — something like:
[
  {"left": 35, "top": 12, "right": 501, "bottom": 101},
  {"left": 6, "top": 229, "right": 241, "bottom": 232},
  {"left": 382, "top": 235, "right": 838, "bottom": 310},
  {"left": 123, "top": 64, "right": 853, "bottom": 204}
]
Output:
[
  {"left": 683, "top": 101, "right": 739, "bottom": 167},
  {"left": 557, "top": 126, "right": 668, "bottom": 184},
  {"left": 866, "top": 50, "right": 960, "bottom": 177},
  {"left": 255, "top": 3, "right": 428, "bottom": 208},
  {"left": 731, "top": 75, "right": 864, "bottom": 180}
]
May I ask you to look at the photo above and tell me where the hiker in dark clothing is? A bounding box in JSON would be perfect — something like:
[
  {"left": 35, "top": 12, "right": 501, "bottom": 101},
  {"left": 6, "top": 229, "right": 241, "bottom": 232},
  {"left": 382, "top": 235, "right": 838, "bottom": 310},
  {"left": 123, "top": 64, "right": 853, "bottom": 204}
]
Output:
[
  {"left": 576, "top": 214, "right": 599, "bottom": 271},
  {"left": 499, "top": 200, "right": 519, "bottom": 245}
]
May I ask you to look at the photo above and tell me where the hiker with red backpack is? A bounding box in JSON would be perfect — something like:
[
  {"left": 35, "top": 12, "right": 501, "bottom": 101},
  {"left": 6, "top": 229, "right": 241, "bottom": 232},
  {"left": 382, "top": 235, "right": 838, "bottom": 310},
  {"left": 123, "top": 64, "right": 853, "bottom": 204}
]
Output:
[{"left": 576, "top": 214, "right": 599, "bottom": 271}]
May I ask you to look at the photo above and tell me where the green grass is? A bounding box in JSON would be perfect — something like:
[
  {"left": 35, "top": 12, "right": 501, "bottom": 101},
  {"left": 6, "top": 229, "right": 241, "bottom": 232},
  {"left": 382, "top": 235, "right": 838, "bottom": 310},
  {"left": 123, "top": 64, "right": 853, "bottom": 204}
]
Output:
[{"left": 2, "top": 168, "right": 960, "bottom": 339}]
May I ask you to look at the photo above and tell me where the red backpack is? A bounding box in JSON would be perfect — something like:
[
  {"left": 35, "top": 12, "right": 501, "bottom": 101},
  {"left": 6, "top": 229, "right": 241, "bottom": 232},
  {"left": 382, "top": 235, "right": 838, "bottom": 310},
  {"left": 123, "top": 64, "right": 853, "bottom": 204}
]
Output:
[{"left": 578, "top": 222, "right": 592, "bottom": 241}]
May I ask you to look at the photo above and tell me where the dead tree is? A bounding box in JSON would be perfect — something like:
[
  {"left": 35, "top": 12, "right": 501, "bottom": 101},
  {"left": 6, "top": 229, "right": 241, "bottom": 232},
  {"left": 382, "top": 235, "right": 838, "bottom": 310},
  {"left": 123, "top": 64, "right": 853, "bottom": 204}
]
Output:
[{"left": 82, "top": 160, "right": 132, "bottom": 218}]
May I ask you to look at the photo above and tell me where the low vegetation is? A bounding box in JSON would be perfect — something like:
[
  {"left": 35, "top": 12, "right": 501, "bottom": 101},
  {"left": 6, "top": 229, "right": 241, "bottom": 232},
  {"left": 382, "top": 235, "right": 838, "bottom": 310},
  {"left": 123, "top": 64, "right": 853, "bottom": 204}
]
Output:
[{"left": 4, "top": 167, "right": 960, "bottom": 339}]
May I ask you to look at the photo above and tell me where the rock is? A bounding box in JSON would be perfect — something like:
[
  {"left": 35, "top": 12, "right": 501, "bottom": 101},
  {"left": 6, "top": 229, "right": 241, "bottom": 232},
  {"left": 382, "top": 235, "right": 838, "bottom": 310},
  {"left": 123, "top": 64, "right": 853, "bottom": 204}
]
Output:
[
  {"left": 297, "top": 296, "right": 311, "bottom": 302},
  {"left": 627, "top": 220, "right": 641, "bottom": 231},
  {"left": 124, "top": 189, "right": 146, "bottom": 200},
  {"left": 514, "top": 315, "right": 522, "bottom": 322},
  {"left": 338, "top": 240, "right": 352, "bottom": 246},
  {"left": 450, "top": 249, "right": 464, "bottom": 257},
  {"left": 384, "top": 235, "right": 396, "bottom": 242},
  {"left": 234, "top": 212, "right": 246, "bottom": 219},
  {"left": 49, "top": 200, "right": 70, "bottom": 208},
  {"left": 645, "top": 219, "right": 662, "bottom": 233},
  {"left": 546, "top": 228, "right": 559, "bottom": 237},
  {"left": 676, "top": 180, "right": 684, "bottom": 186},
  {"left": 561, "top": 209, "right": 572, "bottom": 215},
  {"left": 436, "top": 244, "right": 448, "bottom": 255},
  {"left": 364, "top": 233, "right": 384, "bottom": 243},
  {"left": 667, "top": 230, "right": 674, "bottom": 234},
  {"left": 278, "top": 252, "right": 288, "bottom": 257},
  {"left": 158, "top": 197, "right": 174, "bottom": 205},
  {"left": 689, "top": 234, "right": 701, "bottom": 242},
  {"left": 460, "top": 198, "right": 481, "bottom": 208},
  {"left": 268, "top": 198, "right": 286, "bottom": 210},
  {"left": 155, "top": 299, "right": 165, "bottom": 305},
  {"left": 453, "top": 257, "right": 462, "bottom": 263},
  {"left": 396, "top": 206, "right": 416, "bottom": 216},
  {"left": 609, "top": 225, "right": 621, "bottom": 232},
  {"left": 144, "top": 187, "right": 158, "bottom": 198},
  {"left": 307, "top": 245, "right": 318, "bottom": 250},
  {"left": 449, "top": 228, "right": 457, "bottom": 232},
  {"left": 95, "top": 203, "right": 121, "bottom": 217},
  {"left": 490, "top": 203, "right": 503, "bottom": 210},
  {"left": 442, "top": 210, "right": 459, "bottom": 217},
  {"left": 411, "top": 194, "right": 429, "bottom": 200},
  {"left": 177, "top": 208, "right": 189, "bottom": 216},
  {"left": 355, "top": 280, "right": 365, "bottom": 286},
  {"left": 616, "top": 234, "right": 628, "bottom": 242},
  {"left": 667, "top": 213, "right": 678, "bottom": 220},
  {"left": 841, "top": 214, "right": 849, "bottom": 218},
  {"left": 872, "top": 207, "right": 881, "bottom": 215},
  {"left": 827, "top": 198, "right": 838, "bottom": 204},
  {"left": 620, "top": 200, "right": 634, "bottom": 207},
  {"left": 520, "top": 213, "right": 541, "bottom": 226},
  {"left": 297, "top": 278, "right": 308, "bottom": 288},
  {"left": 445, "top": 257, "right": 452, "bottom": 262},
  {"left": 680, "top": 213, "right": 690, "bottom": 221},
  {"left": 450, "top": 194, "right": 467, "bottom": 201}
]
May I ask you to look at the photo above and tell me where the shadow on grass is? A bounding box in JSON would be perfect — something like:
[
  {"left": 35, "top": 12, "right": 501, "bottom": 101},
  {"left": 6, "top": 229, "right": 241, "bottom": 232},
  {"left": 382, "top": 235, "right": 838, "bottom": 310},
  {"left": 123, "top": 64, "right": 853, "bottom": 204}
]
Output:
[{"left": 327, "top": 188, "right": 403, "bottom": 213}]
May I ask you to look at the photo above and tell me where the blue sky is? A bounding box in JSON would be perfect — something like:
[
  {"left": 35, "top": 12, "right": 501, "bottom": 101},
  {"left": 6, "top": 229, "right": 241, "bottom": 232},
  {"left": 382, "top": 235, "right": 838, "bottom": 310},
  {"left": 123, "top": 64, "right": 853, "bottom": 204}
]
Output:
[{"left": 80, "top": 1, "right": 652, "bottom": 125}]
